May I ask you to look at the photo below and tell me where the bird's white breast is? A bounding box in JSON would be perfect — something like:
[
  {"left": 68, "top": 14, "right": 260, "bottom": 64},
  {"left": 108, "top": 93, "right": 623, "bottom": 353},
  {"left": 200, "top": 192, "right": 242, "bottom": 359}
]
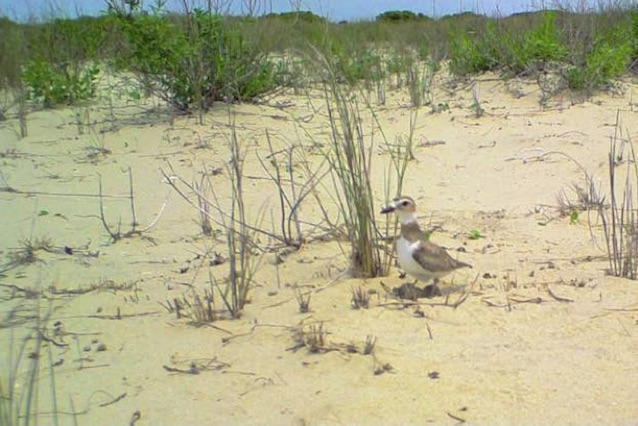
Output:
[{"left": 396, "top": 236, "right": 433, "bottom": 281}]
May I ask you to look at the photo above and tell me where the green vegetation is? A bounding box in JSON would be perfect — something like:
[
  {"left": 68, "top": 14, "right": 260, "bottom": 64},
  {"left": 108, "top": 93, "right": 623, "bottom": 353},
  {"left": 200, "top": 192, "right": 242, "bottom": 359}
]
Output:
[
  {"left": 568, "top": 24, "right": 633, "bottom": 90},
  {"left": 1, "top": 289, "right": 62, "bottom": 426},
  {"left": 468, "top": 229, "right": 484, "bottom": 240},
  {"left": 376, "top": 10, "right": 430, "bottom": 22},
  {"left": 600, "top": 120, "right": 637, "bottom": 280},
  {"left": 22, "top": 60, "right": 99, "bottom": 107},
  {"left": 0, "top": 4, "right": 636, "bottom": 115},
  {"left": 569, "top": 210, "right": 580, "bottom": 225},
  {"left": 262, "top": 10, "right": 327, "bottom": 24},
  {"left": 110, "top": 5, "right": 279, "bottom": 111}
]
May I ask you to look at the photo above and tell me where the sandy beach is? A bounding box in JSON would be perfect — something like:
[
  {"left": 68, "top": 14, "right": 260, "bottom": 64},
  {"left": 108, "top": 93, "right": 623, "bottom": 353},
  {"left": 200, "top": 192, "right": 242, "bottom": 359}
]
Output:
[{"left": 1, "top": 70, "right": 637, "bottom": 425}]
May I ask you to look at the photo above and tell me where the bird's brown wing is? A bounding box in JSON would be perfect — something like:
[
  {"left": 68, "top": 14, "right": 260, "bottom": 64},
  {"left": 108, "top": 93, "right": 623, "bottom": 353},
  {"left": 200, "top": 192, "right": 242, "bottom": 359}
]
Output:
[{"left": 412, "top": 240, "right": 471, "bottom": 273}]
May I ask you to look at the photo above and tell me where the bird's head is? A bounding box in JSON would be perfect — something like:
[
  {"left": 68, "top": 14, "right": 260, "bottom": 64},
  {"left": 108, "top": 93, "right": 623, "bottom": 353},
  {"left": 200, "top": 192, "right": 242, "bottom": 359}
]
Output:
[{"left": 380, "top": 196, "right": 418, "bottom": 224}]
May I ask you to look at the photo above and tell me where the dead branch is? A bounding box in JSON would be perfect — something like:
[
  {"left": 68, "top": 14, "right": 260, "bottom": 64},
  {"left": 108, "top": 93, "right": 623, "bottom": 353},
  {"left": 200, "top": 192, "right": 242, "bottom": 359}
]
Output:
[
  {"left": 99, "top": 392, "right": 126, "bottom": 407},
  {"left": 547, "top": 286, "right": 574, "bottom": 303}
]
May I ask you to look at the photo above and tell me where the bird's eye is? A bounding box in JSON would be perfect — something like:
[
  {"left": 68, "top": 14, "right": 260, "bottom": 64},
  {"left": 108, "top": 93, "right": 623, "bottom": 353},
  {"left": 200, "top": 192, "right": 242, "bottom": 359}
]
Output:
[{"left": 401, "top": 200, "right": 409, "bottom": 206}]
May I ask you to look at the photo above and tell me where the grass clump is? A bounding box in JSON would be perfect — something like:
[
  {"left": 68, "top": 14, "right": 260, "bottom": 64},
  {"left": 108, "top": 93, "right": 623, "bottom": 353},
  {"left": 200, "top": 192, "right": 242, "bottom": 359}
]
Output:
[
  {"left": 218, "top": 128, "right": 259, "bottom": 317},
  {"left": 313, "top": 48, "right": 415, "bottom": 278},
  {"left": 162, "top": 286, "right": 217, "bottom": 325},
  {"left": 3, "top": 237, "right": 54, "bottom": 272},
  {"left": 294, "top": 290, "right": 311, "bottom": 313},
  {"left": 0, "top": 289, "right": 67, "bottom": 426},
  {"left": 599, "top": 118, "right": 637, "bottom": 280},
  {"left": 350, "top": 286, "right": 370, "bottom": 309},
  {"left": 320, "top": 75, "right": 384, "bottom": 278}
]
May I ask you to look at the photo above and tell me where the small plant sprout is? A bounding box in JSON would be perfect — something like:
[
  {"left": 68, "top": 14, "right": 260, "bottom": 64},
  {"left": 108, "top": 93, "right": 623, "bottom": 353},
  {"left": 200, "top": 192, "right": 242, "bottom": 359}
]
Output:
[
  {"left": 468, "top": 229, "right": 484, "bottom": 240},
  {"left": 161, "top": 287, "right": 217, "bottom": 325},
  {"left": 556, "top": 182, "right": 602, "bottom": 217},
  {"left": 350, "top": 286, "right": 370, "bottom": 309},
  {"left": 569, "top": 210, "right": 579, "bottom": 225},
  {"left": 363, "top": 335, "right": 377, "bottom": 355},
  {"left": 294, "top": 290, "right": 312, "bottom": 313},
  {"left": 406, "top": 58, "right": 436, "bottom": 107},
  {"left": 194, "top": 174, "right": 213, "bottom": 236},
  {"left": 4, "top": 237, "right": 54, "bottom": 270},
  {"left": 304, "top": 323, "right": 328, "bottom": 353},
  {"left": 471, "top": 84, "right": 484, "bottom": 118}
]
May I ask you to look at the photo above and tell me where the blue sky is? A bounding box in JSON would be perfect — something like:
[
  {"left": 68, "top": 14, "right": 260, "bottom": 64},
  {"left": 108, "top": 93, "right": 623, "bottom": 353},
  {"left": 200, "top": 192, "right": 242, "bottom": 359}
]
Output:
[{"left": 0, "top": 0, "right": 608, "bottom": 22}]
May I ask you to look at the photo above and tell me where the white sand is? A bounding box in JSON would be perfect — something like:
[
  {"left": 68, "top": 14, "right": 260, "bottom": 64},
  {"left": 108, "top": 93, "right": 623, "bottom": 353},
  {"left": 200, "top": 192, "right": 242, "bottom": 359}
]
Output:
[{"left": 1, "top": 72, "right": 637, "bottom": 425}]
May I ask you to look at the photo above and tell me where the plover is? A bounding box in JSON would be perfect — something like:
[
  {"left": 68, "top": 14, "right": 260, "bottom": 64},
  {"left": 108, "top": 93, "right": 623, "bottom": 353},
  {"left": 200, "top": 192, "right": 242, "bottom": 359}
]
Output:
[{"left": 380, "top": 196, "right": 472, "bottom": 291}]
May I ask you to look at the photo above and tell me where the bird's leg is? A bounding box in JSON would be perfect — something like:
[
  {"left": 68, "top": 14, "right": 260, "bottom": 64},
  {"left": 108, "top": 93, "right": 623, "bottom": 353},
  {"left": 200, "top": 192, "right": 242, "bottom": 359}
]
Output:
[
  {"left": 443, "top": 289, "right": 451, "bottom": 306},
  {"left": 432, "top": 278, "right": 443, "bottom": 297}
]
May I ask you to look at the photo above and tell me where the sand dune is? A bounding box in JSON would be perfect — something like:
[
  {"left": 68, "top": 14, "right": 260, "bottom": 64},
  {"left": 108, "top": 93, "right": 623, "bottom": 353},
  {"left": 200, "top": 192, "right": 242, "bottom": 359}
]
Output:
[{"left": 1, "top": 73, "right": 637, "bottom": 425}]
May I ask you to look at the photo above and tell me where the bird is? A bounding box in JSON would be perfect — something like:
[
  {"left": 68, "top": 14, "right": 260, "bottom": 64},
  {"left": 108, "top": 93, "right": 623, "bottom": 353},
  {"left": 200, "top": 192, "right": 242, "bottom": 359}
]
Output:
[{"left": 380, "top": 196, "right": 472, "bottom": 294}]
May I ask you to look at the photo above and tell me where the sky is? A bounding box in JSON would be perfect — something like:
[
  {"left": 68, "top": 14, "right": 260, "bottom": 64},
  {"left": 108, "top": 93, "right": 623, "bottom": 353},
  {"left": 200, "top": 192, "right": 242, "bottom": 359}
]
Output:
[{"left": 0, "top": 0, "right": 619, "bottom": 22}]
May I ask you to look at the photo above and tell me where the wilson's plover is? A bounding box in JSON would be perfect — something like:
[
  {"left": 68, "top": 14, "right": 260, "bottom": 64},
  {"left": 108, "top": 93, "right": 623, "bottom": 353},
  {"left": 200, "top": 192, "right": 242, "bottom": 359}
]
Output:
[{"left": 381, "top": 196, "right": 472, "bottom": 292}]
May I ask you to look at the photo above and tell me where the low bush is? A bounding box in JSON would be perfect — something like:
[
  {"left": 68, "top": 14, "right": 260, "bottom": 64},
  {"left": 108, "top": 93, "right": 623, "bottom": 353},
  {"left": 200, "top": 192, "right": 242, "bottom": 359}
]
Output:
[
  {"left": 521, "top": 12, "right": 568, "bottom": 65},
  {"left": 111, "top": 6, "right": 279, "bottom": 111},
  {"left": 449, "top": 30, "right": 498, "bottom": 75},
  {"left": 566, "top": 25, "right": 633, "bottom": 90},
  {"left": 450, "top": 12, "right": 569, "bottom": 76},
  {"left": 22, "top": 60, "right": 99, "bottom": 107},
  {"left": 376, "top": 10, "right": 430, "bottom": 22}
]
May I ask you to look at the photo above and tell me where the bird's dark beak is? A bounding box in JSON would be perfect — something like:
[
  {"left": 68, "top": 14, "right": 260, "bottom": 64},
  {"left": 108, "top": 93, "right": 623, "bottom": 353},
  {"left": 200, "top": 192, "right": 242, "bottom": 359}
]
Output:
[{"left": 380, "top": 204, "right": 395, "bottom": 214}]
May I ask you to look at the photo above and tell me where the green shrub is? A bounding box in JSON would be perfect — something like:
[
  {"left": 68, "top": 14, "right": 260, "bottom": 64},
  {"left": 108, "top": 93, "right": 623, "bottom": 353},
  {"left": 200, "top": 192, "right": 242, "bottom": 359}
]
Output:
[
  {"left": 261, "top": 11, "right": 326, "bottom": 24},
  {"left": 25, "top": 17, "right": 106, "bottom": 69},
  {"left": 0, "top": 17, "right": 24, "bottom": 91},
  {"left": 496, "top": 31, "right": 528, "bottom": 75},
  {"left": 567, "top": 25, "right": 632, "bottom": 91},
  {"left": 449, "top": 12, "right": 569, "bottom": 77},
  {"left": 334, "top": 49, "right": 384, "bottom": 85},
  {"left": 376, "top": 10, "right": 430, "bottom": 22},
  {"left": 565, "top": 66, "right": 587, "bottom": 90},
  {"left": 586, "top": 38, "right": 631, "bottom": 84},
  {"left": 112, "top": 7, "right": 279, "bottom": 111},
  {"left": 2, "top": 15, "right": 105, "bottom": 108},
  {"left": 449, "top": 31, "right": 497, "bottom": 75},
  {"left": 22, "top": 60, "right": 99, "bottom": 107},
  {"left": 522, "top": 12, "right": 567, "bottom": 64}
]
